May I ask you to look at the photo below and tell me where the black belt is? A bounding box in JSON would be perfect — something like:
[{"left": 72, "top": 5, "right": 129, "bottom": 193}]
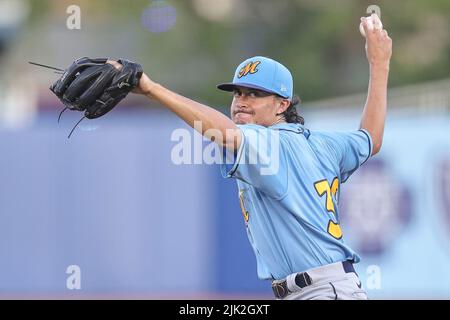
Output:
[{"left": 272, "top": 261, "right": 356, "bottom": 299}]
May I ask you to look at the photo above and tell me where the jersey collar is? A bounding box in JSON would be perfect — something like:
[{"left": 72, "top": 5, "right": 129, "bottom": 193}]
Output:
[{"left": 270, "top": 123, "right": 310, "bottom": 138}]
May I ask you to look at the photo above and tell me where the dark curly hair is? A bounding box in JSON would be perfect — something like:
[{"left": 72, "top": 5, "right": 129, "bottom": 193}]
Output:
[{"left": 279, "top": 95, "right": 304, "bottom": 125}]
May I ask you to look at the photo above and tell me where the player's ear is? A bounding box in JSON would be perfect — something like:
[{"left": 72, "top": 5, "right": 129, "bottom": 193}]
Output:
[{"left": 276, "top": 97, "right": 290, "bottom": 115}]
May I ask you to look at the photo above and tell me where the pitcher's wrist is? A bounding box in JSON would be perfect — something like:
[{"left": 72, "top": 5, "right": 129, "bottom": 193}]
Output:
[{"left": 369, "top": 61, "right": 390, "bottom": 72}]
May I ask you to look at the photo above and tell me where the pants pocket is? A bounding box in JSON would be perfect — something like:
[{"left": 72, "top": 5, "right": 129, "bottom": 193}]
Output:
[{"left": 331, "top": 275, "right": 369, "bottom": 300}]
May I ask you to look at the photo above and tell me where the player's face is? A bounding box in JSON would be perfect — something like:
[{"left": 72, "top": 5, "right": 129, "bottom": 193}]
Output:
[{"left": 231, "top": 87, "right": 284, "bottom": 126}]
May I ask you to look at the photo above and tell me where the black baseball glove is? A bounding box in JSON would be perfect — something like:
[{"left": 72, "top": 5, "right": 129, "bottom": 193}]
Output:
[{"left": 49, "top": 57, "right": 143, "bottom": 137}]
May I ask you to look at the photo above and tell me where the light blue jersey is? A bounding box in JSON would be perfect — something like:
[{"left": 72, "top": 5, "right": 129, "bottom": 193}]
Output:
[{"left": 221, "top": 123, "right": 373, "bottom": 280}]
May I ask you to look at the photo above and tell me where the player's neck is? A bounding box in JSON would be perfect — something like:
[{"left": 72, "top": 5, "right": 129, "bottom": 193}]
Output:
[{"left": 269, "top": 116, "right": 287, "bottom": 127}]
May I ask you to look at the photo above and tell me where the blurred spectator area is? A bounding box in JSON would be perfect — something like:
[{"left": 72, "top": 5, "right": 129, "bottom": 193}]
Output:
[
  {"left": 304, "top": 78, "right": 450, "bottom": 114},
  {"left": 0, "top": 0, "right": 449, "bottom": 122}
]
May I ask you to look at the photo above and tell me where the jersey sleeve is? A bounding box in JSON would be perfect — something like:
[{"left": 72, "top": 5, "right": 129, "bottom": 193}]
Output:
[
  {"left": 221, "top": 124, "right": 288, "bottom": 199},
  {"left": 321, "top": 129, "right": 373, "bottom": 182}
]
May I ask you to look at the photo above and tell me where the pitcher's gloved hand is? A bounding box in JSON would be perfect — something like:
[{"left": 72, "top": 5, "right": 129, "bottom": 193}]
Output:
[{"left": 50, "top": 57, "right": 143, "bottom": 120}]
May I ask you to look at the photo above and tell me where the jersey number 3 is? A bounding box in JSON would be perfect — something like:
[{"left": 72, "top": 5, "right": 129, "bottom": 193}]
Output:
[{"left": 314, "top": 178, "right": 343, "bottom": 239}]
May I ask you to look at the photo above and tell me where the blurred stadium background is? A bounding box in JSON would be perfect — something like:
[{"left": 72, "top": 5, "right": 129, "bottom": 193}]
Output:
[{"left": 0, "top": 0, "right": 449, "bottom": 299}]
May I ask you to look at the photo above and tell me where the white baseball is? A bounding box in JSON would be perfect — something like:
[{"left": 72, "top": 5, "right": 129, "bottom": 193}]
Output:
[{"left": 359, "top": 13, "right": 383, "bottom": 37}]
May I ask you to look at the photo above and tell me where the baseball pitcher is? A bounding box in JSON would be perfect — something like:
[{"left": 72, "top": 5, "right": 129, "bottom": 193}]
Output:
[{"left": 48, "top": 16, "right": 392, "bottom": 300}]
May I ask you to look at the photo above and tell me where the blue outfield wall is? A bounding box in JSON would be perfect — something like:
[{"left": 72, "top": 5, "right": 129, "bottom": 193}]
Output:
[
  {"left": 0, "top": 109, "right": 217, "bottom": 296},
  {"left": 0, "top": 107, "right": 450, "bottom": 298}
]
